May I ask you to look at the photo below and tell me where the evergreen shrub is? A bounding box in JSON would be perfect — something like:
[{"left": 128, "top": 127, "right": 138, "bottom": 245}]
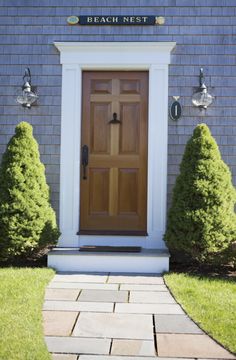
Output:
[
  {"left": 165, "top": 123, "right": 236, "bottom": 265},
  {"left": 0, "top": 122, "right": 60, "bottom": 260}
]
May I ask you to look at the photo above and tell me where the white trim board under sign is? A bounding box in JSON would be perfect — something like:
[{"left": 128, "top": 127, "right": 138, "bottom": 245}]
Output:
[{"left": 54, "top": 41, "right": 176, "bottom": 250}]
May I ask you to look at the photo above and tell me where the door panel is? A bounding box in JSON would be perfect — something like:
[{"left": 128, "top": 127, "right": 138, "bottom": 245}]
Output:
[
  {"left": 120, "top": 79, "right": 140, "bottom": 94},
  {"left": 119, "top": 103, "right": 140, "bottom": 154},
  {"left": 89, "top": 168, "right": 109, "bottom": 215},
  {"left": 90, "top": 102, "right": 111, "bottom": 154},
  {"left": 91, "top": 79, "right": 112, "bottom": 94},
  {"left": 118, "top": 169, "right": 139, "bottom": 215},
  {"left": 80, "top": 71, "right": 148, "bottom": 235}
]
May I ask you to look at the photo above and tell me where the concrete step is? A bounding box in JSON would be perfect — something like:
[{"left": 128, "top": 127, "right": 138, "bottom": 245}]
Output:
[{"left": 47, "top": 248, "right": 170, "bottom": 273}]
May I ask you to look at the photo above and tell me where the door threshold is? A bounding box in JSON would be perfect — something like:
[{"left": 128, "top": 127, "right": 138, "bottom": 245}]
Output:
[
  {"left": 79, "top": 245, "right": 142, "bottom": 252},
  {"left": 77, "top": 230, "right": 148, "bottom": 236}
]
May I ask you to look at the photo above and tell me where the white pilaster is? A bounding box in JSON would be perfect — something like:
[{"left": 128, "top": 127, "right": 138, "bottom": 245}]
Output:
[
  {"left": 59, "top": 64, "right": 82, "bottom": 247},
  {"left": 147, "top": 65, "right": 169, "bottom": 248}
]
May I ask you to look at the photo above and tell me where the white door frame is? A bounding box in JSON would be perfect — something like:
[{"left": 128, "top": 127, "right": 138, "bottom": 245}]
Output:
[{"left": 54, "top": 42, "right": 176, "bottom": 249}]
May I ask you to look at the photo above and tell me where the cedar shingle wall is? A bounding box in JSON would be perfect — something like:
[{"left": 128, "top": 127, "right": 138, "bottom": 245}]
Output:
[{"left": 0, "top": 0, "right": 235, "bottom": 215}]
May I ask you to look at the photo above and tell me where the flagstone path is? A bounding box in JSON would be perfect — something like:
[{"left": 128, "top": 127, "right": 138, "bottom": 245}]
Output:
[{"left": 43, "top": 273, "right": 236, "bottom": 360}]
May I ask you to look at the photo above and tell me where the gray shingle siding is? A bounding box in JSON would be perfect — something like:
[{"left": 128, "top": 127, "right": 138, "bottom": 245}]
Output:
[{"left": 0, "top": 1, "right": 236, "bottom": 216}]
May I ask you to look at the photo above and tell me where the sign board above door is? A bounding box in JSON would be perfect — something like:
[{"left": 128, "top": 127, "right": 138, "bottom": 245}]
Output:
[{"left": 67, "top": 15, "right": 165, "bottom": 26}]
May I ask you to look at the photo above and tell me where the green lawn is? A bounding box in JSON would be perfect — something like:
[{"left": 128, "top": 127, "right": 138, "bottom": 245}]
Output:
[
  {"left": 0, "top": 267, "right": 55, "bottom": 360},
  {"left": 164, "top": 272, "right": 236, "bottom": 354}
]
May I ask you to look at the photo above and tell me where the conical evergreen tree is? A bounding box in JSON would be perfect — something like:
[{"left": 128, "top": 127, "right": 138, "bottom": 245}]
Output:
[
  {"left": 165, "top": 123, "right": 236, "bottom": 264},
  {"left": 0, "top": 122, "right": 59, "bottom": 260}
]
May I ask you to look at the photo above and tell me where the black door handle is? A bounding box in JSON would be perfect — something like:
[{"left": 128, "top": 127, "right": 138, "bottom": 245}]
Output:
[{"left": 81, "top": 145, "right": 89, "bottom": 180}]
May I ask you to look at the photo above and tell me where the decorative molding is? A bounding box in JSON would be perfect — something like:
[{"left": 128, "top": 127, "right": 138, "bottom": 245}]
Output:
[{"left": 54, "top": 42, "right": 176, "bottom": 66}]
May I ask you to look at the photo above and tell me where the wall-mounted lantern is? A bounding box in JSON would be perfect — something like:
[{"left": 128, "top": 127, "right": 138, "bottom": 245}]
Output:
[
  {"left": 192, "top": 68, "right": 213, "bottom": 109},
  {"left": 16, "top": 68, "right": 38, "bottom": 108}
]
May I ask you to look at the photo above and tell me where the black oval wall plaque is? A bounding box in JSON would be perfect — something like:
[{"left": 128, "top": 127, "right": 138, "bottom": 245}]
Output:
[{"left": 170, "top": 101, "right": 182, "bottom": 121}]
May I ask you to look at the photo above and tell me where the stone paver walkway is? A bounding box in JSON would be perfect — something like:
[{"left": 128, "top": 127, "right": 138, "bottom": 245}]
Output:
[{"left": 43, "top": 273, "right": 236, "bottom": 360}]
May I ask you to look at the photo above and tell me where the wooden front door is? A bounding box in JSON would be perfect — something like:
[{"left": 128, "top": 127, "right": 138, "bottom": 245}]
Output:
[{"left": 79, "top": 71, "right": 148, "bottom": 235}]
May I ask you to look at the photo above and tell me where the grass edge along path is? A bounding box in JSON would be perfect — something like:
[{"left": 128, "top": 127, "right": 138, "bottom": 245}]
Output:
[
  {"left": 0, "top": 267, "right": 55, "bottom": 360},
  {"left": 164, "top": 272, "right": 236, "bottom": 355}
]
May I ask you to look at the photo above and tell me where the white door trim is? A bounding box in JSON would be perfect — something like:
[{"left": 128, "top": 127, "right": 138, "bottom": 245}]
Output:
[{"left": 54, "top": 42, "right": 176, "bottom": 249}]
